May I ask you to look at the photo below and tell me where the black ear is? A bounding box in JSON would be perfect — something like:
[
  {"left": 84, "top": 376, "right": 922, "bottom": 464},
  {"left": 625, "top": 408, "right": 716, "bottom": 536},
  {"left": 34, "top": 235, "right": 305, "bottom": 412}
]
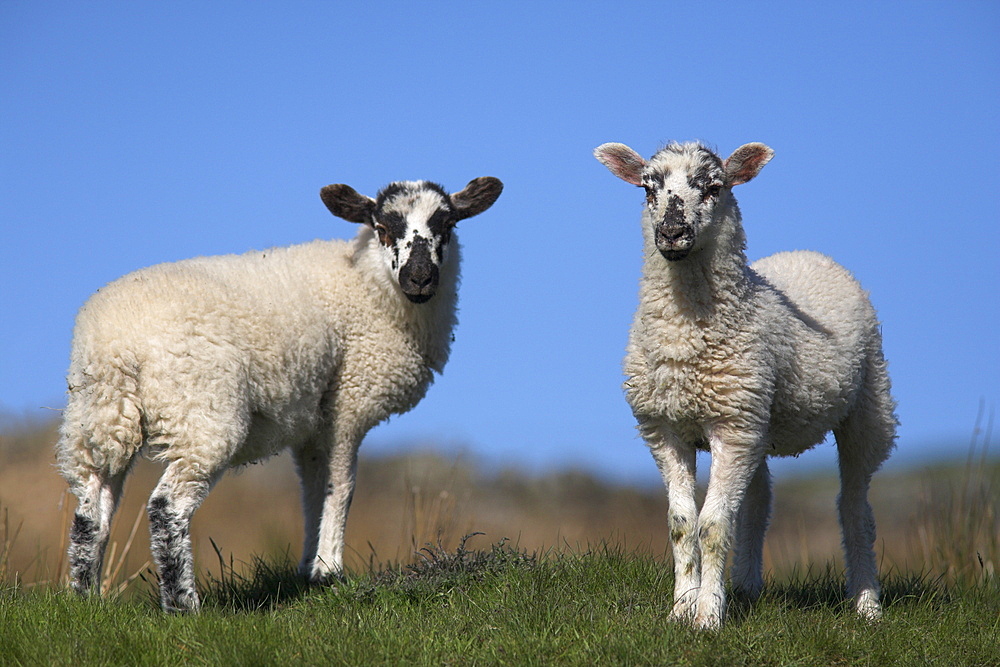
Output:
[
  {"left": 451, "top": 177, "right": 503, "bottom": 221},
  {"left": 320, "top": 184, "right": 376, "bottom": 224}
]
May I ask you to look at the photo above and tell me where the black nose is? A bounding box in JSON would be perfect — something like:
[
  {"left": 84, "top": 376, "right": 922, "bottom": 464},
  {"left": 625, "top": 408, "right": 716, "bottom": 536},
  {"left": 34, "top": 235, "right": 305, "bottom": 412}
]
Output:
[
  {"left": 661, "top": 223, "right": 686, "bottom": 241},
  {"left": 408, "top": 267, "right": 435, "bottom": 289},
  {"left": 400, "top": 262, "right": 438, "bottom": 294},
  {"left": 397, "top": 239, "right": 439, "bottom": 303}
]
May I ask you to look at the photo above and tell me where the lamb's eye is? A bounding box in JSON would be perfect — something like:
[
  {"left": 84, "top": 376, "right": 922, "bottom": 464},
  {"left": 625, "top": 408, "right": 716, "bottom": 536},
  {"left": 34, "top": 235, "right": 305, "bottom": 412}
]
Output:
[
  {"left": 704, "top": 184, "right": 722, "bottom": 200},
  {"left": 643, "top": 185, "right": 656, "bottom": 206},
  {"left": 374, "top": 224, "right": 392, "bottom": 246}
]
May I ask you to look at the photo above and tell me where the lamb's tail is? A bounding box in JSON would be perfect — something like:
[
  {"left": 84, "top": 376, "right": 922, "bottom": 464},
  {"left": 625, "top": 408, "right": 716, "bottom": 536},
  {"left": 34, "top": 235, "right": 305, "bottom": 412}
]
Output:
[{"left": 56, "top": 347, "right": 144, "bottom": 488}]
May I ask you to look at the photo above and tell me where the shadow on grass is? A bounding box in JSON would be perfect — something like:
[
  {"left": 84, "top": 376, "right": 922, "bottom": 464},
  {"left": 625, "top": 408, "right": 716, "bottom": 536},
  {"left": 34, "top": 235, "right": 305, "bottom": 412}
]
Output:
[
  {"left": 726, "top": 566, "right": 960, "bottom": 624},
  {"left": 196, "top": 533, "right": 538, "bottom": 613},
  {"left": 192, "top": 534, "right": 984, "bottom": 621},
  {"left": 194, "top": 540, "right": 313, "bottom": 612}
]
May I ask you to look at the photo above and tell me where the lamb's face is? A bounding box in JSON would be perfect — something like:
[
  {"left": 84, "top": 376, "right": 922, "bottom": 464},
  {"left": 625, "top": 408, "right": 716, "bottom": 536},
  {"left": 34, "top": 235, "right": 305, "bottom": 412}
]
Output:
[
  {"left": 372, "top": 181, "right": 455, "bottom": 303},
  {"left": 640, "top": 145, "right": 727, "bottom": 261},
  {"left": 594, "top": 141, "right": 774, "bottom": 262},
  {"left": 320, "top": 177, "right": 503, "bottom": 303}
]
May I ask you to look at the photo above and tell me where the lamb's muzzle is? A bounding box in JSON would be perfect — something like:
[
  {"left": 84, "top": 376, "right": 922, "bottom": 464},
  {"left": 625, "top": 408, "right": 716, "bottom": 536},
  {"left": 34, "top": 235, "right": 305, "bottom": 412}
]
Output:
[
  {"left": 398, "top": 237, "right": 439, "bottom": 303},
  {"left": 655, "top": 193, "right": 693, "bottom": 260}
]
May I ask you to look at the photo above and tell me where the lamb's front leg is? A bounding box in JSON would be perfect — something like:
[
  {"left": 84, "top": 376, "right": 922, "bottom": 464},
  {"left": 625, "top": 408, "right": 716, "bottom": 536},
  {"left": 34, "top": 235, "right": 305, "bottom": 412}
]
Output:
[
  {"left": 694, "top": 430, "right": 764, "bottom": 630},
  {"left": 306, "top": 437, "right": 359, "bottom": 584},
  {"left": 648, "top": 431, "right": 699, "bottom": 623}
]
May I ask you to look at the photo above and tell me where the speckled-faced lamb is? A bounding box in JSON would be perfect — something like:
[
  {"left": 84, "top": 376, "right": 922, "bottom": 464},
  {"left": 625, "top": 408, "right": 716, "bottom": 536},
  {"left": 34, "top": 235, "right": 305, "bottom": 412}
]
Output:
[
  {"left": 594, "top": 141, "right": 896, "bottom": 630},
  {"left": 57, "top": 176, "right": 503, "bottom": 612}
]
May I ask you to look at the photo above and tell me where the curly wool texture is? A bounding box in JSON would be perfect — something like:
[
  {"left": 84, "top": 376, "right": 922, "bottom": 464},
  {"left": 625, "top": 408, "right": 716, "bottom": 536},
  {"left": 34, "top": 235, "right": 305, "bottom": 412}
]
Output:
[
  {"left": 57, "top": 225, "right": 458, "bottom": 487},
  {"left": 624, "top": 195, "right": 894, "bottom": 458}
]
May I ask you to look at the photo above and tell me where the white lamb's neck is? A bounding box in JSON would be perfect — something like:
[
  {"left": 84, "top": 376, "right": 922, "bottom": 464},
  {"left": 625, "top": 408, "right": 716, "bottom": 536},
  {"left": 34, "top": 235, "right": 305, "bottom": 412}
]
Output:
[
  {"left": 639, "top": 207, "right": 752, "bottom": 323},
  {"left": 350, "top": 227, "right": 460, "bottom": 371}
]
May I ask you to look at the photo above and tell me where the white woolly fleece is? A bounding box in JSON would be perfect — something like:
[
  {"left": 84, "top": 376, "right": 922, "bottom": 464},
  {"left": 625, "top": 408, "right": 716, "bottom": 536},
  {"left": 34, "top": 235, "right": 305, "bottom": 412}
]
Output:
[
  {"left": 57, "top": 226, "right": 460, "bottom": 485},
  {"left": 625, "top": 236, "right": 892, "bottom": 455}
]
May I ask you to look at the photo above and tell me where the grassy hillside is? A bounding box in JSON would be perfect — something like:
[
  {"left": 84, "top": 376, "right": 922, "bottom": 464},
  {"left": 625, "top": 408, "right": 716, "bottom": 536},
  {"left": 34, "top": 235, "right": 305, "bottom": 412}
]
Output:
[
  {"left": 1, "top": 417, "right": 998, "bottom": 664},
  {"left": 2, "top": 540, "right": 998, "bottom": 666}
]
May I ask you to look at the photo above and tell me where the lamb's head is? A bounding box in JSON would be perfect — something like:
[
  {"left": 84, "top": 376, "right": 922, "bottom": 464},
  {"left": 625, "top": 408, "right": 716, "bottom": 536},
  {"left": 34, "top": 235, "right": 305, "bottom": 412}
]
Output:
[
  {"left": 594, "top": 141, "right": 773, "bottom": 261},
  {"left": 320, "top": 177, "right": 503, "bottom": 303}
]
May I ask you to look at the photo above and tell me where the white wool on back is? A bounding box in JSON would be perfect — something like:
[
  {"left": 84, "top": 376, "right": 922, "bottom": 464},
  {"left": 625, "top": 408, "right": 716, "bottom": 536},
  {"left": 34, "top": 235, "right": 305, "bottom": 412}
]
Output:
[{"left": 58, "top": 226, "right": 459, "bottom": 483}]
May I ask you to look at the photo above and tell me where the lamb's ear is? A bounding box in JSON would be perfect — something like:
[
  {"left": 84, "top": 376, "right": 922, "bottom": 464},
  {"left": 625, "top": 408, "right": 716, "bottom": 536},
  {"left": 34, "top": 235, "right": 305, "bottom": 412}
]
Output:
[
  {"left": 723, "top": 143, "right": 774, "bottom": 186},
  {"left": 320, "top": 184, "right": 376, "bottom": 224},
  {"left": 594, "top": 143, "right": 646, "bottom": 186},
  {"left": 451, "top": 177, "right": 503, "bottom": 220}
]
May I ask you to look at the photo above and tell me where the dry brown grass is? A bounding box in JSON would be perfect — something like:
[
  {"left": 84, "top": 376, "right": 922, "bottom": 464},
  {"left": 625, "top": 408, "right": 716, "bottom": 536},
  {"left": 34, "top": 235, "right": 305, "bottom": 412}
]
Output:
[{"left": 1, "top": 416, "right": 996, "bottom": 596}]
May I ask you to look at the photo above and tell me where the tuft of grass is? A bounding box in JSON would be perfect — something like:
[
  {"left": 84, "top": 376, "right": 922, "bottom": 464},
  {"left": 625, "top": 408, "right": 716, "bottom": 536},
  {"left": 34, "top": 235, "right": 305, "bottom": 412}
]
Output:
[
  {"left": 381, "top": 533, "right": 537, "bottom": 587},
  {"left": 196, "top": 539, "right": 312, "bottom": 612},
  {"left": 909, "top": 401, "right": 998, "bottom": 586},
  {"left": 0, "top": 506, "right": 23, "bottom": 592}
]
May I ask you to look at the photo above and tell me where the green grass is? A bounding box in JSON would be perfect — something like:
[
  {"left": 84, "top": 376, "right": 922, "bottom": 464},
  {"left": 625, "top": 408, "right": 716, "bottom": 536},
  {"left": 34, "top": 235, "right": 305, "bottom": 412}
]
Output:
[{"left": 2, "top": 538, "right": 998, "bottom": 666}]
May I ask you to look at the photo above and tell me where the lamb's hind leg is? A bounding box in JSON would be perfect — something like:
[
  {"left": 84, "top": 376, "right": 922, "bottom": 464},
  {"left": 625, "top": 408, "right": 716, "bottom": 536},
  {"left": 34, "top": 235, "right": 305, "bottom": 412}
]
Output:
[
  {"left": 834, "top": 435, "right": 883, "bottom": 620},
  {"left": 648, "top": 429, "right": 700, "bottom": 623},
  {"left": 147, "top": 461, "right": 221, "bottom": 612},
  {"left": 731, "top": 458, "right": 772, "bottom": 601},
  {"left": 834, "top": 356, "right": 896, "bottom": 621},
  {"left": 292, "top": 438, "right": 331, "bottom": 580},
  {"left": 66, "top": 469, "right": 127, "bottom": 595}
]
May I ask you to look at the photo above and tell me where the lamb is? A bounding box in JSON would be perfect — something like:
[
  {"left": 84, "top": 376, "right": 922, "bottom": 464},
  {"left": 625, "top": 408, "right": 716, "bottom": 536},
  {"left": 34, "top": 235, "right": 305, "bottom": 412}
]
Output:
[
  {"left": 56, "top": 176, "right": 503, "bottom": 612},
  {"left": 594, "top": 140, "right": 896, "bottom": 630}
]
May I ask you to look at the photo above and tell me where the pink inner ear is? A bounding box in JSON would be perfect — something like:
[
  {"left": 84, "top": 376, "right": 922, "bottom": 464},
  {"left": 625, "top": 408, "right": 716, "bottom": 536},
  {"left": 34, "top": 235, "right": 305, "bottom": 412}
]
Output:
[
  {"left": 596, "top": 145, "right": 645, "bottom": 186},
  {"left": 727, "top": 159, "right": 761, "bottom": 186},
  {"left": 725, "top": 144, "right": 774, "bottom": 186}
]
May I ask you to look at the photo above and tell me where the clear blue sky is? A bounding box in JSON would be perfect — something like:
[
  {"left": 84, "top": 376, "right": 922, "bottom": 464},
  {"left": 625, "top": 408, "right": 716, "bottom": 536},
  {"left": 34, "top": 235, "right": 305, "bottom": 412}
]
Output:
[{"left": 2, "top": 2, "right": 997, "bottom": 485}]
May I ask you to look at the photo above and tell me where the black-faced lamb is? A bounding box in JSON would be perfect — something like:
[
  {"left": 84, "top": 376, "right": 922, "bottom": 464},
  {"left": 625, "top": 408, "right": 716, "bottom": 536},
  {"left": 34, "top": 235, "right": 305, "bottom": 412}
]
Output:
[
  {"left": 57, "top": 177, "right": 503, "bottom": 612},
  {"left": 594, "top": 140, "right": 896, "bottom": 630}
]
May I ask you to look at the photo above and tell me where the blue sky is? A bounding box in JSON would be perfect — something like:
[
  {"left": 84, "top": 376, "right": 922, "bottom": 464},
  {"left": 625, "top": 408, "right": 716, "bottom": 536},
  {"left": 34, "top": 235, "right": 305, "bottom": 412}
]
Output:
[{"left": 2, "top": 2, "right": 997, "bottom": 485}]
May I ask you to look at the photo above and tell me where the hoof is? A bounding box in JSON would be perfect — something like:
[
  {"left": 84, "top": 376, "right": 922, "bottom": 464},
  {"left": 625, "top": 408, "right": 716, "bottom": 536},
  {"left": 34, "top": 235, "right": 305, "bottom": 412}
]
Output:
[
  {"left": 161, "top": 591, "right": 200, "bottom": 614},
  {"left": 855, "top": 589, "right": 882, "bottom": 622},
  {"left": 668, "top": 609, "right": 691, "bottom": 624},
  {"left": 306, "top": 570, "right": 346, "bottom": 587},
  {"left": 668, "top": 594, "right": 697, "bottom": 624},
  {"left": 692, "top": 610, "right": 723, "bottom": 631}
]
